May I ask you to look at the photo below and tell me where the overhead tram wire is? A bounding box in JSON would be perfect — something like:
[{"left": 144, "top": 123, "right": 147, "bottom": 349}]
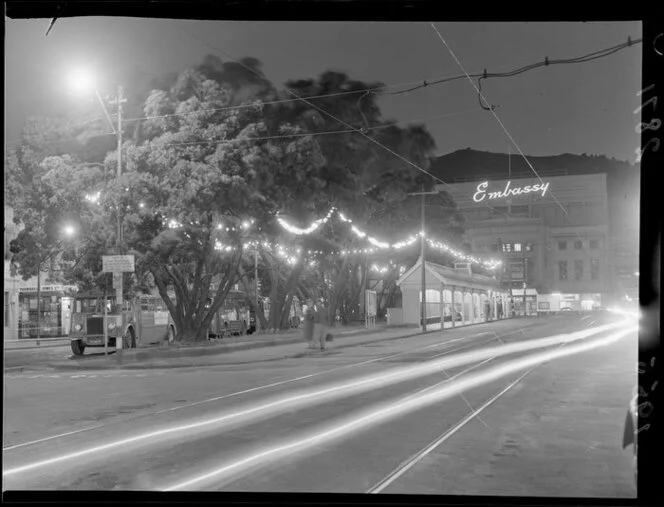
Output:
[
  {"left": 429, "top": 23, "right": 620, "bottom": 268},
  {"left": 382, "top": 36, "right": 642, "bottom": 97},
  {"left": 123, "top": 29, "right": 640, "bottom": 125},
  {"left": 5, "top": 36, "right": 638, "bottom": 147},
  {"left": 174, "top": 29, "right": 532, "bottom": 236},
  {"left": 175, "top": 27, "right": 575, "bottom": 238}
]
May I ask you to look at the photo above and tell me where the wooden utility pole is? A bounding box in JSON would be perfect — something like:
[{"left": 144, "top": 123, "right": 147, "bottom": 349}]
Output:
[{"left": 408, "top": 188, "right": 439, "bottom": 333}]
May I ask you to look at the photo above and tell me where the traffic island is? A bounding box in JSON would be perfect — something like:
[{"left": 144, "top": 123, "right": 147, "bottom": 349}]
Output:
[{"left": 44, "top": 318, "right": 546, "bottom": 371}]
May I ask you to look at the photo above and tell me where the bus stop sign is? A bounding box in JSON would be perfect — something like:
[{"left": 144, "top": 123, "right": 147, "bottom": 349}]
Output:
[{"left": 102, "top": 255, "right": 135, "bottom": 273}]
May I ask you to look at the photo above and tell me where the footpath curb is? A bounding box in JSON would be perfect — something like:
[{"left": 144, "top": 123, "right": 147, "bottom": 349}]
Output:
[
  {"left": 5, "top": 339, "right": 70, "bottom": 351},
  {"left": 43, "top": 318, "right": 545, "bottom": 371},
  {"left": 45, "top": 330, "right": 416, "bottom": 371}
]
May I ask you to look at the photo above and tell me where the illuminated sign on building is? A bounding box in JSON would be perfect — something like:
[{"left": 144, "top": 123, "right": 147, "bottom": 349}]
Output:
[{"left": 473, "top": 180, "right": 550, "bottom": 203}]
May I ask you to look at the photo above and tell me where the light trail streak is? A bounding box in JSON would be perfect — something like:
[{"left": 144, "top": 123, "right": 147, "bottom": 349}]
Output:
[
  {"left": 2, "top": 330, "right": 492, "bottom": 452},
  {"left": 368, "top": 367, "right": 534, "bottom": 493},
  {"left": 163, "top": 326, "right": 633, "bottom": 491},
  {"left": 3, "top": 321, "right": 627, "bottom": 478}
]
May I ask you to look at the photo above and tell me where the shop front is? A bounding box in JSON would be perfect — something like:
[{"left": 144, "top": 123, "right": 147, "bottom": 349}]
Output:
[
  {"left": 511, "top": 288, "right": 539, "bottom": 316},
  {"left": 18, "top": 285, "right": 77, "bottom": 339}
]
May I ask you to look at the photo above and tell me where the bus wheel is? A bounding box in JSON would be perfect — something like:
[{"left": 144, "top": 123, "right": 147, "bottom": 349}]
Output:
[
  {"left": 123, "top": 327, "right": 136, "bottom": 349},
  {"left": 168, "top": 325, "right": 175, "bottom": 343},
  {"left": 71, "top": 340, "right": 85, "bottom": 356}
]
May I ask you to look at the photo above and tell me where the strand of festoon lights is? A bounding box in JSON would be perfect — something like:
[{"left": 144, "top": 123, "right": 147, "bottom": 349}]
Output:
[
  {"left": 278, "top": 207, "right": 502, "bottom": 270},
  {"left": 163, "top": 207, "right": 502, "bottom": 270}
]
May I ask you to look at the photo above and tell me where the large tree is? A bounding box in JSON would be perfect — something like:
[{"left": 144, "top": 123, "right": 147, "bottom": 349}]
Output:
[
  {"left": 108, "top": 68, "right": 327, "bottom": 341},
  {"left": 269, "top": 71, "right": 463, "bottom": 326}
]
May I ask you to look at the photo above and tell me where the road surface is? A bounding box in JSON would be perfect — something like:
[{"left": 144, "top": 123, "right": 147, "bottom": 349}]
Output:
[{"left": 3, "top": 312, "right": 637, "bottom": 497}]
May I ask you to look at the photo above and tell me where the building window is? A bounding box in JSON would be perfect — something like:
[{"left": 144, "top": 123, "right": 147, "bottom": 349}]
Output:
[
  {"left": 559, "top": 261, "right": 568, "bottom": 281},
  {"left": 575, "top": 260, "right": 584, "bottom": 280},
  {"left": 492, "top": 206, "right": 508, "bottom": 216},
  {"left": 591, "top": 259, "right": 600, "bottom": 280},
  {"left": 558, "top": 241, "right": 567, "bottom": 251},
  {"left": 514, "top": 243, "right": 522, "bottom": 252},
  {"left": 525, "top": 243, "right": 533, "bottom": 252},
  {"left": 511, "top": 205, "right": 529, "bottom": 215},
  {"left": 574, "top": 241, "right": 583, "bottom": 250},
  {"left": 590, "top": 239, "right": 599, "bottom": 249},
  {"left": 420, "top": 290, "right": 441, "bottom": 303},
  {"left": 502, "top": 243, "right": 512, "bottom": 252}
]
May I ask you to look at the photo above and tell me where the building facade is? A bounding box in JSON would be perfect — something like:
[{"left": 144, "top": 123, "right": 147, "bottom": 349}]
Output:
[
  {"left": 4, "top": 205, "right": 22, "bottom": 341},
  {"left": 436, "top": 173, "right": 612, "bottom": 307},
  {"left": 4, "top": 205, "right": 76, "bottom": 341}
]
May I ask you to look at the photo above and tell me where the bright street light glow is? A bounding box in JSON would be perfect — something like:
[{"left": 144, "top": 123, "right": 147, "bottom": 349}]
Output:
[
  {"left": 67, "top": 69, "right": 96, "bottom": 94},
  {"left": 63, "top": 225, "right": 76, "bottom": 237}
]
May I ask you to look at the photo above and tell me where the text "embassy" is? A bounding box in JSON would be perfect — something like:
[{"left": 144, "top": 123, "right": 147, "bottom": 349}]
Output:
[{"left": 473, "top": 180, "right": 550, "bottom": 203}]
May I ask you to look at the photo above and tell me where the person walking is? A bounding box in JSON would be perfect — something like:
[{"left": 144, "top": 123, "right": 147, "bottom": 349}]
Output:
[
  {"left": 303, "top": 301, "right": 316, "bottom": 349},
  {"left": 313, "top": 301, "right": 329, "bottom": 351}
]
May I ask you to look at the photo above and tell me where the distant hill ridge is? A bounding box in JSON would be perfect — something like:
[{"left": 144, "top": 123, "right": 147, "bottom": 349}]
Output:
[{"left": 429, "top": 148, "right": 635, "bottom": 183}]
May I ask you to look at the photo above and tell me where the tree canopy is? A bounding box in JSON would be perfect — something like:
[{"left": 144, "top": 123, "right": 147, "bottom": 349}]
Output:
[{"left": 6, "top": 55, "right": 468, "bottom": 339}]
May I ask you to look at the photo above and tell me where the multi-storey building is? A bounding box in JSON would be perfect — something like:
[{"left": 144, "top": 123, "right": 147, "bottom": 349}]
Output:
[{"left": 435, "top": 173, "right": 612, "bottom": 308}]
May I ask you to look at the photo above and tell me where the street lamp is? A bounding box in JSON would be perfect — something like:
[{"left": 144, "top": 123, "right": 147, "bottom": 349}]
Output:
[{"left": 68, "top": 69, "right": 127, "bottom": 300}]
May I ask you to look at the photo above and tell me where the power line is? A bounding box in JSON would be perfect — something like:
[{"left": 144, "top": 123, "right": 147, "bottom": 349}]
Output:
[
  {"left": 6, "top": 34, "right": 637, "bottom": 148},
  {"left": 150, "top": 25, "right": 640, "bottom": 124},
  {"left": 145, "top": 105, "right": 493, "bottom": 149},
  {"left": 173, "top": 27, "right": 546, "bottom": 226},
  {"left": 382, "top": 36, "right": 642, "bottom": 97},
  {"left": 429, "top": 23, "right": 614, "bottom": 270}
]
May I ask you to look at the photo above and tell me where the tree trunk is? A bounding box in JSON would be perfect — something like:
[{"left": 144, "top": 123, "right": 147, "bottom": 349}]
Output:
[
  {"left": 238, "top": 264, "right": 268, "bottom": 331},
  {"left": 278, "top": 263, "right": 304, "bottom": 330}
]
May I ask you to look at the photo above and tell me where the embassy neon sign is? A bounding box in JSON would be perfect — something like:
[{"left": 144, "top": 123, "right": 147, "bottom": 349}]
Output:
[{"left": 473, "top": 180, "right": 550, "bottom": 203}]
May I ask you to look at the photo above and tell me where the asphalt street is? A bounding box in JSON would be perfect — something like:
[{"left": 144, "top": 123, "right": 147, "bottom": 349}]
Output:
[{"left": 3, "top": 313, "right": 637, "bottom": 497}]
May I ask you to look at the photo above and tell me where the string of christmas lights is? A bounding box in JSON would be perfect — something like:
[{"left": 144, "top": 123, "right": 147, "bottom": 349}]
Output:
[
  {"left": 276, "top": 207, "right": 502, "bottom": 269},
  {"left": 107, "top": 201, "right": 500, "bottom": 270}
]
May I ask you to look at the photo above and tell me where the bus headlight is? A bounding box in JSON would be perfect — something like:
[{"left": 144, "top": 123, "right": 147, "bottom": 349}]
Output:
[{"left": 74, "top": 324, "right": 82, "bottom": 331}]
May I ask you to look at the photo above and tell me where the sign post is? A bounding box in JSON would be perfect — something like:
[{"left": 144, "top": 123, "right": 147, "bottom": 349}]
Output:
[
  {"left": 103, "top": 300, "right": 108, "bottom": 356},
  {"left": 102, "top": 255, "right": 135, "bottom": 353}
]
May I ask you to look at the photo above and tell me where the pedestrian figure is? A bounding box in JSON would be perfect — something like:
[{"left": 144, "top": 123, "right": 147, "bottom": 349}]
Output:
[
  {"left": 303, "top": 302, "right": 316, "bottom": 349},
  {"left": 313, "top": 302, "right": 328, "bottom": 350},
  {"left": 497, "top": 300, "right": 503, "bottom": 319},
  {"left": 485, "top": 301, "right": 491, "bottom": 322}
]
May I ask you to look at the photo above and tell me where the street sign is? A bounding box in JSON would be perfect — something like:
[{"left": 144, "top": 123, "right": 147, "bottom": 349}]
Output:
[{"left": 102, "top": 255, "right": 135, "bottom": 273}]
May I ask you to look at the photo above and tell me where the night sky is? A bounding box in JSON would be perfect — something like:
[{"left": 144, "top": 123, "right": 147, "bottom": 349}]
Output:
[{"left": 5, "top": 19, "right": 642, "bottom": 162}]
